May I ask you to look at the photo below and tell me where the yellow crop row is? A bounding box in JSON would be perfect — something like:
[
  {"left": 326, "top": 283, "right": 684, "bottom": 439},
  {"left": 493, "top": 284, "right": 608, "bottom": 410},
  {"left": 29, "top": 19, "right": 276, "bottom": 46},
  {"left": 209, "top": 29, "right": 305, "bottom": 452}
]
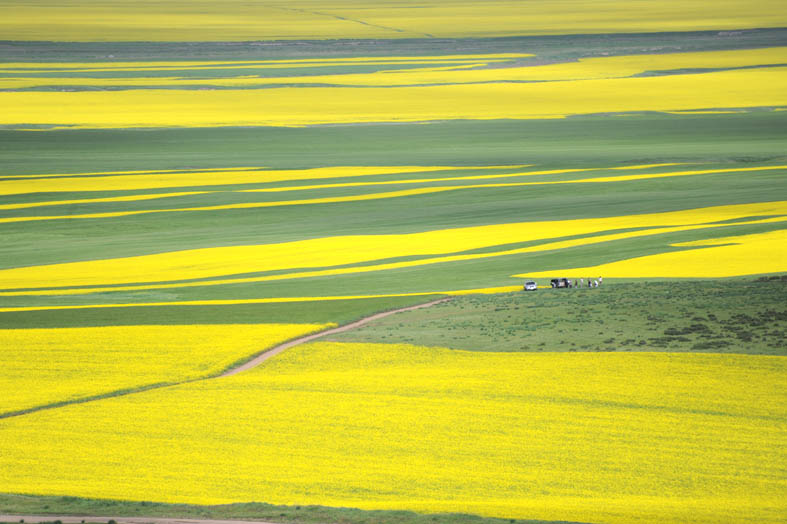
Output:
[
  {"left": 0, "top": 287, "right": 520, "bottom": 314},
  {"left": 0, "top": 191, "right": 210, "bottom": 211},
  {"left": 1, "top": 67, "right": 785, "bottom": 128},
  {"left": 3, "top": 166, "right": 257, "bottom": 180},
  {"left": 519, "top": 228, "right": 787, "bottom": 279},
  {"left": 0, "top": 165, "right": 527, "bottom": 196},
  {"left": 0, "top": 201, "right": 783, "bottom": 295},
  {"left": 1, "top": 0, "right": 785, "bottom": 41},
  {"left": 1, "top": 342, "right": 784, "bottom": 523},
  {"left": 0, "top": 163, "right": 674, "bottom": 210},
  {"left": 3, "top": 48, "right": 783, "bottom": 90},
  {"left": 0, "top": 54, "right": 532, "bottom": 76},
  {"left": 1, "top": 164, "right": 779, "bottom": 219},
  {"left": 0, "top": 323, "right": 330, "bottom": 415}
]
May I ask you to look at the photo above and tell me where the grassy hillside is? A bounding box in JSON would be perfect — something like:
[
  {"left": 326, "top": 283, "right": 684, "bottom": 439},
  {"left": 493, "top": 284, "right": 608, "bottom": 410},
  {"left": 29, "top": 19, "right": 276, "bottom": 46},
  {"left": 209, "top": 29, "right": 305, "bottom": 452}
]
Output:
[{"left": 328, "top": 278, "right": 787, "bottom": 354}]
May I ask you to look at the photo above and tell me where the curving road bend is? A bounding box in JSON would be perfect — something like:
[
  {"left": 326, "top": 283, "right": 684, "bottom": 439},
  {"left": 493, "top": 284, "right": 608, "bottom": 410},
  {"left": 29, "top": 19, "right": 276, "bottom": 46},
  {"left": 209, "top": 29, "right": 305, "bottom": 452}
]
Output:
[{"left": 220, "top": 296, "right": 452, "bottom": 377}]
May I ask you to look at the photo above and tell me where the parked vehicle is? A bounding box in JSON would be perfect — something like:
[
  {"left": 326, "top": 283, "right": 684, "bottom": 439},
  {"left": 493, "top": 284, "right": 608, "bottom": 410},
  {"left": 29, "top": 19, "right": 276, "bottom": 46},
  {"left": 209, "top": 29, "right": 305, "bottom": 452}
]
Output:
[
  {"left": 550, "top": 278, "right": 571, "bottom": 288},
  {"left": 524, "top": 280, "right": 538, "bottom": 291}
]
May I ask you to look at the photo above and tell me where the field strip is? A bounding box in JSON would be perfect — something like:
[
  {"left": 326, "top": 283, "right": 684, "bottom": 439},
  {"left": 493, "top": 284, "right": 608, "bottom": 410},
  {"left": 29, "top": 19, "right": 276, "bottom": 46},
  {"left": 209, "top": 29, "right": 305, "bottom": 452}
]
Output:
[
  {"left": 0, "top": 191, "right": 211, "bottom": 211},
  {"left": 0, "top": 54, "right": 532, "bottom": 72},
  {"left": 3, "top": 1, "right": 786, "bottom": 41},
  {"left": 3, "top": 67, "right": 785, "bottom": 128},
  {"left": 518, "top": 228, "right": 787, "bottom": 279},
  {"left": 0, "top": 288, "right": 513, "bottom": 313},
  {"left": 0, "top": 297, "right": 452, "bottom": 420},
  {"left": 3, "top": 165, "right": 782, "bottom": 224},
  {"left": 0, "top": 165, "right": 530, "bottom": 196},
  {"left": 242, "top": 162, "right": 690, "bottom": 192},
  {"left": 221, "top": 297, "right": 452, "bottom": 377},
  {"left": 7, "top": 48, "right": 782, "bottom": 90},
  {"left": 0, "top": 163, "right": 678, "bottom": 210},
  {"left": 2, "top": 216, "right": 783, "bottom": 297},
  {"left": 1, "top": 166, "right": 258, "bottom": 180},
  {"left": 0, "top": 163, "right": 678, "bottom": 207}
]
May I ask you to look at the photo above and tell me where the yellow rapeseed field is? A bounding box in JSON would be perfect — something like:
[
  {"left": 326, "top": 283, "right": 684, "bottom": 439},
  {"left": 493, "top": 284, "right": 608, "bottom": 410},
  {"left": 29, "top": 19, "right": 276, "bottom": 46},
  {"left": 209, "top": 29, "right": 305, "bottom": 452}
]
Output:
[
  {"left": 0, "top": 54, "right": 529, "bottom": 74},
  {"left": 1, "top": 342, "right": 784, "bottom": 523},
  {"left": 1, "top": 0, "right": 785, "bottom": 41},
  {"left": 4, "top": 215, "right": 784, "bottom": 298},
  {"left": 6, "top": 48, "right": 781, "bottom": 90},
  {"left": 2, "top": 67, "right": 785, "bottom": 128},
  {"left": 0, "top": 201, "right": 783, "bottom": 295},
  {"left": 520, "top": 228, "right": 787, "bottom": 279},
  {"left": 2, "top": 165, "right": 782, "bottom": 226},
  {"left": 243, "top": 162, "right": 687, "bottom": 193},
  {"left": 0, "top": 287, "right": 521, "bottom": 314},
  {"left": 0, "top": 163, "right": 673, "bottom": 210},
  {"left": 0, "top": 323, "right": 329, "bottom": 414},
  {"left": 0, "top": 165, "right": 518, "bottom": 196}
]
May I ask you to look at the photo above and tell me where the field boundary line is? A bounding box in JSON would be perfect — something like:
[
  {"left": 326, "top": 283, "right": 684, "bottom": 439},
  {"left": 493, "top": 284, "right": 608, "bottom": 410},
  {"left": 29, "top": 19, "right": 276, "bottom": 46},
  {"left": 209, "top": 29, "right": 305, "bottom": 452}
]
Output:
[
  {"left": 220, "top": 296, "right": 453, "bottom": 377},
  {"left": 0, "top": 297, "right": 452, "bottom": 420}
]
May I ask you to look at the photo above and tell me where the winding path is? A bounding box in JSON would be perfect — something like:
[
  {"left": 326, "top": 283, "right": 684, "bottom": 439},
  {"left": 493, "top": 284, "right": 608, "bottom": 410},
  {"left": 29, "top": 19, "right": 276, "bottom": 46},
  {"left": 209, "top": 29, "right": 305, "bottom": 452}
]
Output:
[
  {"left": 221, "top": 296, "right": 452, "bottom": 377},
  {"left": 0, "top": 297, "right": 452, "bottom": 420}
]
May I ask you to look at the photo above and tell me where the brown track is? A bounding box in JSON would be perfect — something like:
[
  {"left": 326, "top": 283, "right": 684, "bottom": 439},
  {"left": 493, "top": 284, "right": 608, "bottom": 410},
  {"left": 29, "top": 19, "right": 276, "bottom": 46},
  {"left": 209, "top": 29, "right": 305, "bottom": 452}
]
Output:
[
  {"left": 0, "top": 297, "right": 452, "bottom": 421},
  {"left": 220, "top": 296, "right": 452, "bottom": 377}
]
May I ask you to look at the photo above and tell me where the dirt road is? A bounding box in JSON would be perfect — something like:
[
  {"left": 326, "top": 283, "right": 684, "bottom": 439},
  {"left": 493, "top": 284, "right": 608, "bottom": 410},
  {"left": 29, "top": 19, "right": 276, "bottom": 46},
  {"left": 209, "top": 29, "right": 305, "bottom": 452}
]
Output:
[
  {"left": 221, "top": 296, "right": 452, "bottom": 376},
  {"left": 0, "top": 516, "right": 278, "bottom": 524},
  {"left": 0, "top": 296, "right": 452, "bottom": 421}
]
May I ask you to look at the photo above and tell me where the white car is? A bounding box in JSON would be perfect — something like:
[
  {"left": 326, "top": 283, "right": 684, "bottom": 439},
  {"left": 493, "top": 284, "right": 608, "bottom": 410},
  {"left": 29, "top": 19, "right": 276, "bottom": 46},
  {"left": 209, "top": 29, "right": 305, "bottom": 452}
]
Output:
[{"left": 524, "top": 281, "right": 538, "bottom": 291}]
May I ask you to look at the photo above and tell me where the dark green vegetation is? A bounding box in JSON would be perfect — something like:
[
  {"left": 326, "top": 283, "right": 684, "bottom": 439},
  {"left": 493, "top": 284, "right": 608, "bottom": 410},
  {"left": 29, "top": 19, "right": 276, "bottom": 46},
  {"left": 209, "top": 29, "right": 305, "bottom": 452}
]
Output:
[
  {"left": 2, "top": 111, "right": 786, "bottom": 176},
  {"left": 328, "top": 278, "right": 787, "bottom": 355},
  {"left": 0, "top": 494, "right": 586, "bottom": 524},
  {"left": 0, "top": 295, "right": 434, "bottom": 329}
]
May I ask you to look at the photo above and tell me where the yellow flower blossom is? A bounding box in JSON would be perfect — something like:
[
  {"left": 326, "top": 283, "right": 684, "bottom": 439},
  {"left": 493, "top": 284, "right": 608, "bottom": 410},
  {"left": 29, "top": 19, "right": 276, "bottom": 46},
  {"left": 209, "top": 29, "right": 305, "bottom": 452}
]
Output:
[
  {"left": 1, "top": 343, "right": 784, "bottom": 524},
  {"left": 0, "top": 323, "right": 330, "bottom": 415},
  {"left": 519, "top": 228, "right": 787, "bottom": 279},
  {"left": 0, "top": 0, "right": 784, "bottom": 41}
]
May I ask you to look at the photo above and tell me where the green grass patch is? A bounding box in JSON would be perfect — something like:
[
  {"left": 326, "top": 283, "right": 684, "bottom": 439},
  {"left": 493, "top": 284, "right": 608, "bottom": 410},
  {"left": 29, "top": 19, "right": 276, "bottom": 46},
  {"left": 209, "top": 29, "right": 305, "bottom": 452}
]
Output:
[
  {"left": 0, "top": 493, "right": 586, "bottom": 524},
  {"left": 327, "top": 278, "right": 787, "bottom": 355}
]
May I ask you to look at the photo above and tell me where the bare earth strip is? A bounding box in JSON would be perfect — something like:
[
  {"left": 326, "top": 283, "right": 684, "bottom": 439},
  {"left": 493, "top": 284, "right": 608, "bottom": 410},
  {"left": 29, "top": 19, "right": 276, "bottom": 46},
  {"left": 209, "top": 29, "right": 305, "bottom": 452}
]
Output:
[
  {"left": 0, "top": 516, "right": 278, "bottom": 524},
  {"left": 220, "top": 297, "right": 452, "bottom": 377}
]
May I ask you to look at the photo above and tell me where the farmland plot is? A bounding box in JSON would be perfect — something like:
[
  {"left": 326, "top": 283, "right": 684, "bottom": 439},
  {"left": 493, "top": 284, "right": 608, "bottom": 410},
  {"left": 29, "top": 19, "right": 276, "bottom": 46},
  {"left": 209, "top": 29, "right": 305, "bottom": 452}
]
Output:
[
  {"left": 0, "top": 7, "right": 786, "bottom": 524},
  {"left": 0, "top": 342, "right": 784, "bottom": 524},
  {"left": 0, "top": 323, "right": 329, "bottom": 415}
]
